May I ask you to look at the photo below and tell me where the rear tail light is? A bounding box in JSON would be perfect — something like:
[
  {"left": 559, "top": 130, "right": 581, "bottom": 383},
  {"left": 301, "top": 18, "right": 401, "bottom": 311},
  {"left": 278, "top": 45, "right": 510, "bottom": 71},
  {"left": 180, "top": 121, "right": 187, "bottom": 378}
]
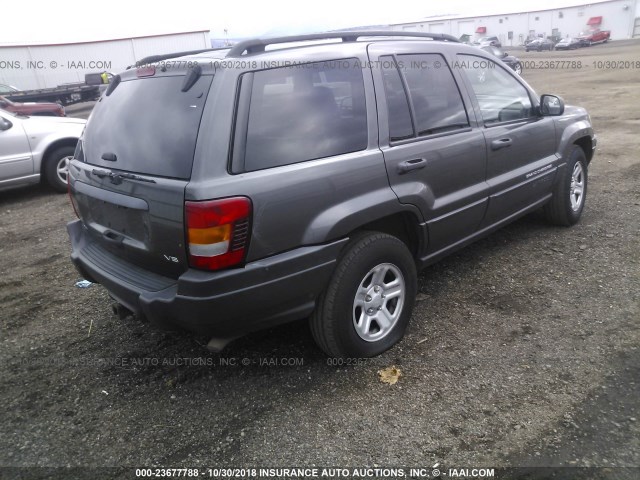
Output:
[{"left": 185, "top": 197, "right": 252, "bottom": 271}]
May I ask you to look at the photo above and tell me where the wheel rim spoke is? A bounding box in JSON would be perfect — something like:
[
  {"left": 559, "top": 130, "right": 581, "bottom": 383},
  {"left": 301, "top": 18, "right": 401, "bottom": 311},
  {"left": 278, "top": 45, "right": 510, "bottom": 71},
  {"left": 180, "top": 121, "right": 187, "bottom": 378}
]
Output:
[
  {"left": 57, "top": 156, "right": 72, "bottom": 183},
  {"left": 355, "top": 313, "right": 373, "bottom": 337},
  {"left": 352, "top": 262, "right": 405, "bottom": 342},
  {"left": 370, "top": 265, "right": 387, "bottom": 286},
  {"left": 384, "top": 283, "right": 403, "bottom": 300},
  {"left": 376, "top": 309, "right": 393, "bottom": 330},
  {"left": 570, "top": 162, "right": 585, "bottom": 211}
]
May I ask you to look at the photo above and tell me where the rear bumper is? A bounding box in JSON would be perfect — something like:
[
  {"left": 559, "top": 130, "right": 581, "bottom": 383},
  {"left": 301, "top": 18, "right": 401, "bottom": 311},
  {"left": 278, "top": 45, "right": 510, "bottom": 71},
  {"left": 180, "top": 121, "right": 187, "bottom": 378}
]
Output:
[{"left": 68, "top": 220, "right": 346, "bottom": 338}]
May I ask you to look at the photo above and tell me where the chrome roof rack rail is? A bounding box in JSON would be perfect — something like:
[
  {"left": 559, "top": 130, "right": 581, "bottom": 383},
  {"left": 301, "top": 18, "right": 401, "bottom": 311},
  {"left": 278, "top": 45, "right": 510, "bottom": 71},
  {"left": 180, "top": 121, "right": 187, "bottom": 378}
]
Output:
[
  {"left": 134, "top": 47, "right": 230, "bottom": 67},
  {"left": 226, "top": 30, "right": 460, "bottom": 57}
]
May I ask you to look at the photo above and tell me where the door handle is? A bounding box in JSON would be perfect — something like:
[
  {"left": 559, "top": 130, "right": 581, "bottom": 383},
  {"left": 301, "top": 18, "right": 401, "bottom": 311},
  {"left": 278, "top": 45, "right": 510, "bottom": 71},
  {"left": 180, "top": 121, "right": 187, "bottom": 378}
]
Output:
[
  {"left": 491, "top": 138, "right": 513, "bottom": 150},
  {"left": 397, "top": 158, "right": 427, "bottom": 174}
]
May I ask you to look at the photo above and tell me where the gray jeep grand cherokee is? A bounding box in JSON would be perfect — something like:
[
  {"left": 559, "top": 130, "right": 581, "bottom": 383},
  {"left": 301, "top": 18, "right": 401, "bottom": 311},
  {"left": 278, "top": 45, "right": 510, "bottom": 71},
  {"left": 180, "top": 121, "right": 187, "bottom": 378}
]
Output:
[{"left": 67, "top": 31, "right": 596, "bottom": 358}]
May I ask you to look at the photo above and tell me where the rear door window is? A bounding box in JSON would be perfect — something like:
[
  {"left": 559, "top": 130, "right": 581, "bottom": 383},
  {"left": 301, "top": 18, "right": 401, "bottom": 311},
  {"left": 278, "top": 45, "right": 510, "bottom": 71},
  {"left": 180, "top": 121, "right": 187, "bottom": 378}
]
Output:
[
  {"left": 235, "top": 58, "right": 368, "bottom": 172},
  {"left": 397, "top": 54, "right": 470, "bottom": 136},
  {"left": 83, "top": 75, "right": 213, "bottom": 179}
]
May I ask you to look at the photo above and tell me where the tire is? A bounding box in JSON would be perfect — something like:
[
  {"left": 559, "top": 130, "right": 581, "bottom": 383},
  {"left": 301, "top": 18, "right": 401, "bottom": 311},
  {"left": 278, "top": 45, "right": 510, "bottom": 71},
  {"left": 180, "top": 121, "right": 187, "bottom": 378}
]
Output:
[
  {"left": 514, "top": 62, "right": 523, "bottom": 75},
  {"left": 44, "top": 146, "right": 75, "bottom": 193},
  {"left": 544, "top": 146, "right": 588, "bottom": 226},
  {"left": 310, "top": 232, "right": 417, "bottom": 358}
]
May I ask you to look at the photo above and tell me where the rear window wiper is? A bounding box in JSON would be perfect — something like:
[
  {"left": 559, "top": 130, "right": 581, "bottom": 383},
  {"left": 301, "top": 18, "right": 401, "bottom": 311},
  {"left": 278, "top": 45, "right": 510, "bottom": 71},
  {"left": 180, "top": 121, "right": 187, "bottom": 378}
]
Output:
[{"left": 91, "top": 168, "right": 156, "bottom": 184}]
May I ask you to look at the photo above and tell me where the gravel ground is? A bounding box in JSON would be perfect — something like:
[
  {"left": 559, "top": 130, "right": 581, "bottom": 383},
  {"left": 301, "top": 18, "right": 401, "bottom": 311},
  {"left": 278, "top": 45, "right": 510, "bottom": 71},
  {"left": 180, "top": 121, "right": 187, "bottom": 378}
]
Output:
[{"left": 1, "top": 40, "right": 638, "bottom": 480}]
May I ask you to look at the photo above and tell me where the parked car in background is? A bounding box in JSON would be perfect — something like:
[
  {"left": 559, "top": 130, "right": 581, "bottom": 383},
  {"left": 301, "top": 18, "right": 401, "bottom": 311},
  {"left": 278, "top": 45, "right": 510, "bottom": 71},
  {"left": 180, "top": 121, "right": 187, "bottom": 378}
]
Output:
[
  {"left": 548, "top": 34, "right": 563, "bottom": 44},
  {"left": 555, "top": 37, "right": 582, "bottom": 50},
  {"left": 578, "top": 37, "right": 592, "bottom": 47},
  {"left": 0, "top": 84, "right": 20, "bottom": 95},
  {"left": 67, "top": 31, "right": 596, "bottom": 358},
  {"left": 525, "top": 38, "right": 554, "bottom": 51},
  {"left": 474, "top": 36, "right": 502, "bottom": 47},
  {"left": 480, "top": 46, "right": 523, "bottom": 75},
  {"left": 0, "top": 110, "right": 84, "bottom": 192},
  {"left": 0, "top": 95, "right": 66, "bottom": 117},
  {"left": 578, "top": 29, "right": 610, "bottom": 46}
]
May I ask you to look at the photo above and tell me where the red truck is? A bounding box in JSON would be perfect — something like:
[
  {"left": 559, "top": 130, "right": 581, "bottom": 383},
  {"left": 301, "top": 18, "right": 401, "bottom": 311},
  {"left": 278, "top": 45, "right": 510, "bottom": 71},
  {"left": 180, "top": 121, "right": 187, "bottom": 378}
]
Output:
[
  {"left": 579, "top": 29, "right": 610, "bottom": 46},
  {"left": 0, "top": 95, "right": 66, "bottom": 117}
]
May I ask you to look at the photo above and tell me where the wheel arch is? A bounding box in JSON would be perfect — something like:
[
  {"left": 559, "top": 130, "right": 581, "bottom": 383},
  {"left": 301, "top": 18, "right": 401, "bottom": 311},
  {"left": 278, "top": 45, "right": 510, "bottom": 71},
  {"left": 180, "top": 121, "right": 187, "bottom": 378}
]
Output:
[
  {"left": 573, "top": 136, "right": 594, "bottom": 164},
  {"left": 349, "top": 211, "right": 425, "bottom": 259}
]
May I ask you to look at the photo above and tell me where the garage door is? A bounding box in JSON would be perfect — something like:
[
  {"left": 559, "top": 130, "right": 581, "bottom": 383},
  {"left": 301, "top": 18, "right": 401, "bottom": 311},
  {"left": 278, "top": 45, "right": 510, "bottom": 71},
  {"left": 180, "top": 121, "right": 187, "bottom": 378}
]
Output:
[{"left": 457, "top": 21, "right": 475, "bottom": 37}]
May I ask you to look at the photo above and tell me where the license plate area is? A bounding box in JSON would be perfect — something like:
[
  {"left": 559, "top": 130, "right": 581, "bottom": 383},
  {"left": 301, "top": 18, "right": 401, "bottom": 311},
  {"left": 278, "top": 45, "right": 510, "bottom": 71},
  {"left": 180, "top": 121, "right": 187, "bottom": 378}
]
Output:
[{"left": 78, "top": 193, "right": 147, "bottom": 243}]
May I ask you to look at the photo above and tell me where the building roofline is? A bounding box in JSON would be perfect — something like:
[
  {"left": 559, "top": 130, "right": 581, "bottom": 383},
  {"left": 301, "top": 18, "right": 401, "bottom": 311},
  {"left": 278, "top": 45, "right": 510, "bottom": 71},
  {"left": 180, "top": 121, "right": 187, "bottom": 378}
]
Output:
[
  {"left": 0, "top": 30, "right": 210, "bottom": 48},
  {"left": 389, "top": 0, "right": 619, "bottom": 26}
]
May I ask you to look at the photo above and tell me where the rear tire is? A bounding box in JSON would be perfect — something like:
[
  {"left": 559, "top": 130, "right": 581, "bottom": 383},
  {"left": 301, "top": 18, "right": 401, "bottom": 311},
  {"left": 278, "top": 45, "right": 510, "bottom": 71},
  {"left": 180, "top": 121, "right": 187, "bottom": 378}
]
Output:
[
  {"left": 44, "top": 146, "right": 74, "bottom": 193},
  {"left": 310, "top": 232, "right": 417, "bottom": 358},
  {"left": 544, "top": 146, "right": 588, "bottom": 226}
]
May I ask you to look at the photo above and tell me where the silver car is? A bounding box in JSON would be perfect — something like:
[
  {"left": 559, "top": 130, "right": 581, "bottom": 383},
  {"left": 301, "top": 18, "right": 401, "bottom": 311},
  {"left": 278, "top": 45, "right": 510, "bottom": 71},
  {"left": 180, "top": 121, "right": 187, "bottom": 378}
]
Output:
[{"left": 0, "top": 109, "right": 85, "bottom": 192}]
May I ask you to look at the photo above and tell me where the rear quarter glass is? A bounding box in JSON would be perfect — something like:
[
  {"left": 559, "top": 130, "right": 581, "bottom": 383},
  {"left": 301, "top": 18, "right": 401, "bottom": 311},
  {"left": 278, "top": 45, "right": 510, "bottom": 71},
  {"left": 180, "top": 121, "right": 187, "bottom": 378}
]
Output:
[
  {"left": 83, "top": 74, "right": 214, "bottom": 179},
  {"left": 235, "top": 57, "right": 368, "bottom": 173}
]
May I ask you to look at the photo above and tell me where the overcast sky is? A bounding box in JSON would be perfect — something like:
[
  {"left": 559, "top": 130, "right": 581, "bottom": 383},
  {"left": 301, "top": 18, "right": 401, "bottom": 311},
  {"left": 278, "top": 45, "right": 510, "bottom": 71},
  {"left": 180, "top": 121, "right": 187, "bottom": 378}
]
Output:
[{"left": 1, "top": 0, "right": 606, "bottom": 45}]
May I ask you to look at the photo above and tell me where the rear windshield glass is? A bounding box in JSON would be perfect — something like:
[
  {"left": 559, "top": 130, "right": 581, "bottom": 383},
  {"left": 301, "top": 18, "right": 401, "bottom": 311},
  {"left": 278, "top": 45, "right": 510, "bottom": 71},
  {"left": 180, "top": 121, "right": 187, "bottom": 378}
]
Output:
[{"left": 83, "top": 74, "right": 213, "bottom": 179}]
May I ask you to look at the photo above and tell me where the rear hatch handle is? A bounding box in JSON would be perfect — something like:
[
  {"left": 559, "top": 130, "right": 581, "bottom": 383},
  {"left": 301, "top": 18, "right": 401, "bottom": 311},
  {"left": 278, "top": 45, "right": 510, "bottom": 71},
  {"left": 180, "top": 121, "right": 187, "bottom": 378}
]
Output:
[
  {"left": 91, "top": 168, "right": 111, "bottom": 178},
  {"left": 91, "top": 168, "right": 156, "bottom": 185}
]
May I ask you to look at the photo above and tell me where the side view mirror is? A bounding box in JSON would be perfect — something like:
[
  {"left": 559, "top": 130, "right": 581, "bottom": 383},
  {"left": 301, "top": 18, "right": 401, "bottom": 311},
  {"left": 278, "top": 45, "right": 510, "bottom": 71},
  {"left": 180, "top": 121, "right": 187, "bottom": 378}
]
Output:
[
  {"left": 0, "top": 117, "right": 13, "bottom": 131},
  {"left": 502, "top": 52, "right": 508, "bottom": 58},
  {"left": 540, "top": 94, "right": 565, "bottom": 116}
]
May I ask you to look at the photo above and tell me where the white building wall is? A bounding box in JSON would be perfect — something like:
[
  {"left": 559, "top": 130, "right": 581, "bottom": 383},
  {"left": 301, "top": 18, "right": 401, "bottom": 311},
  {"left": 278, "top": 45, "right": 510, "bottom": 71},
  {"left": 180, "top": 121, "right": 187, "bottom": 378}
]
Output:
[
  {"left": 390, "top": 0, "right": 637, "bottom": 45},
  {"left": 0, "top": 31, "right": 209, "bottom": 90},
  {"left": 131, "top": 32, "right": 210, "bottom": 60}
]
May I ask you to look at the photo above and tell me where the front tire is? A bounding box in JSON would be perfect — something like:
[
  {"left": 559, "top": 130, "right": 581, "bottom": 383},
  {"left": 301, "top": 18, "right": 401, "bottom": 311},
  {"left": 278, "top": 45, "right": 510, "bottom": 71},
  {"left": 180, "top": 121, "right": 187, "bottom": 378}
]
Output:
[
  {"left": 310, "top": 232, "right": 417, "bottom": 358},
  {"left": 44, "top": 146, "right": 75, "bottom": 193},
  {"left": 544, "top": 146, "right": 588, "bottom": 226}
]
